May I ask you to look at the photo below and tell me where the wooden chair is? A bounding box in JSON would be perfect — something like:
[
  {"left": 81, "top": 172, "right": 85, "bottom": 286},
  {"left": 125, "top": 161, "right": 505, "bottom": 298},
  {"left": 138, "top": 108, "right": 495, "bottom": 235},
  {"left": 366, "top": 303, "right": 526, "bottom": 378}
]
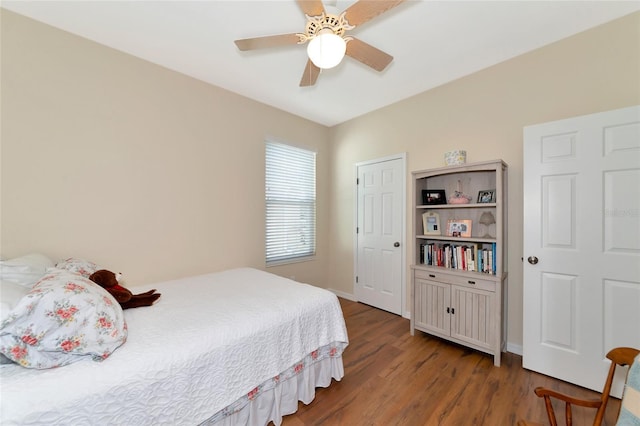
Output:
[{"left": 518, "top": 347, "right": 640, "bottom": 426}]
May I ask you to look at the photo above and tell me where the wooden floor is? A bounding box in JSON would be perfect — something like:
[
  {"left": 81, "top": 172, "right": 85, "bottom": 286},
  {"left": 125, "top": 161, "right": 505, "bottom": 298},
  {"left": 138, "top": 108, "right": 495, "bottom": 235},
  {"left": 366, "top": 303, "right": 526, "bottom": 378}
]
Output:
[{"left": 280, "top": 298, "right": 621, "bottom": 426}]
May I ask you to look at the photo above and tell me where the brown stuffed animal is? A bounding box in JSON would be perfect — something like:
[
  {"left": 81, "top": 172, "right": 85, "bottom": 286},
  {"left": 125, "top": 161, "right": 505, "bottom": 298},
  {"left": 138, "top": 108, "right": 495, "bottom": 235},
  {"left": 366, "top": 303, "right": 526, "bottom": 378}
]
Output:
[{"left": 89, "top": 269, "right": 161, "bottom": 309}]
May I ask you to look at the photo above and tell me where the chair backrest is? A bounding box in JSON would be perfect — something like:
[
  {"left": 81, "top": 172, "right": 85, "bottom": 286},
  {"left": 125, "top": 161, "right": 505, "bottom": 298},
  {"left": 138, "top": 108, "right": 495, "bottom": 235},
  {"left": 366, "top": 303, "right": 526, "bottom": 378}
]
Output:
[
  {"left": 595, "top": 347, "right": 640, "bottom": 426},
  {"left": 518, "top": 347, "right": 640, "bottom": 426}
]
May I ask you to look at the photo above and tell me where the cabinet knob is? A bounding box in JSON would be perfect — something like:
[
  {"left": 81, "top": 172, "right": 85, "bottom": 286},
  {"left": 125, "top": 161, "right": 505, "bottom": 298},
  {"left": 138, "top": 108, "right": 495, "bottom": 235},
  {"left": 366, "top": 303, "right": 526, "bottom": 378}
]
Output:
[
  {"left": 394, "top": 242, "right": 400, "bottom": 247},
  {"left": 527, "top": 256, "right": 539, "bottom": 265}
]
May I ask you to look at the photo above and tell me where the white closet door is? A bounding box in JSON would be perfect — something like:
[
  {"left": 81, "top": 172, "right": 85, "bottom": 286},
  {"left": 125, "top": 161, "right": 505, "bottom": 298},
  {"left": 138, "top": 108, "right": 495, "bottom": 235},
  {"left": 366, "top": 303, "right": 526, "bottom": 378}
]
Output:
[
  {"left": 523, "top": 105, "right": 640, "bottom": 396},
  {"left": 356, "top": 157, "right": 404, "bottom": 315}
]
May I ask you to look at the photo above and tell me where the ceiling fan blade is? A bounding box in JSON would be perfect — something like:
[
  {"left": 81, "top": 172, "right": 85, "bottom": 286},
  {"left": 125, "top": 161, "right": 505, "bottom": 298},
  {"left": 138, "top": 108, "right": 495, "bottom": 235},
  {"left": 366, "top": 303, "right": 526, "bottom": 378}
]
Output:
[
  {"left": 296, "top": 0, "right": 325, "bottom": 17},
  {"left": 300, "top": 59, "right": 321, "bottom": 87},
  {"left": 235, "top": 33, "right": 300, "bottom": 51},
  {"left": 344, "top": 0, "right": 405, "bottom": 27},
  {"left": 345, "top": 37, "right": 393, "bottom": 72}
]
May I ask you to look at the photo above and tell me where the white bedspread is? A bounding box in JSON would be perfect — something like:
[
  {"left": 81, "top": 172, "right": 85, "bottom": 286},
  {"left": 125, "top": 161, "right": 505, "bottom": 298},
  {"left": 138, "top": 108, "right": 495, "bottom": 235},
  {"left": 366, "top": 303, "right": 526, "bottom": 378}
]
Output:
[{"left": 0, "top": 268, "right": 349, "bottom": 425}]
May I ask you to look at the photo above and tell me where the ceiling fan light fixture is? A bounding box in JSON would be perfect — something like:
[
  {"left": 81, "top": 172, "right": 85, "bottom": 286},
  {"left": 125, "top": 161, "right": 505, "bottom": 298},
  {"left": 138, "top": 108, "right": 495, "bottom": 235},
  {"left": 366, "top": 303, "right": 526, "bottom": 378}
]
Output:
[{"left": 306, "top": 29, "right": 346, "bottom": 69}]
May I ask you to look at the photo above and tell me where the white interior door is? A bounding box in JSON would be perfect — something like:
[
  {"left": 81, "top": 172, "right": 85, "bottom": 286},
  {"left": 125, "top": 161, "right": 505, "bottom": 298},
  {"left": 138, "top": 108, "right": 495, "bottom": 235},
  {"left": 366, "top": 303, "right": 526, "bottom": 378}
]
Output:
[
  {"left": 355, "top": 155, "right": 405, "bottom": 315},
  {"left": 523, "top": 105, "right": 640, "bottom": 396}
]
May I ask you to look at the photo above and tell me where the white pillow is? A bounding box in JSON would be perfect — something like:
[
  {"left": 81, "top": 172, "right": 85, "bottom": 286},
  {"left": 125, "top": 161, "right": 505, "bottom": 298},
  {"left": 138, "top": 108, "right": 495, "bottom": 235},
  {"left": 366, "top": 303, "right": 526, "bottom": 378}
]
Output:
[
  {"left": 0, "top": 280, "right": 30, "bottom": 322},
  {"left": 0, "top": 269, "right": 128, "bottom": 369},
  {"left": 0, "top": 253, "right": 54, "bottom": 287}
]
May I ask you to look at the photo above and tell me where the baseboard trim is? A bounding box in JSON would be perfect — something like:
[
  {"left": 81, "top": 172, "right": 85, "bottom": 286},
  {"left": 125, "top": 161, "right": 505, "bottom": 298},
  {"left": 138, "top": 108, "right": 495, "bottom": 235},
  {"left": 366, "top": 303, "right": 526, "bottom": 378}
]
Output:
[
  {"left": 329, "top": 288, "right": 357, "bottom": 302},
  {"left": 507, "top": 343, "right": 523, "bottom": 356}
]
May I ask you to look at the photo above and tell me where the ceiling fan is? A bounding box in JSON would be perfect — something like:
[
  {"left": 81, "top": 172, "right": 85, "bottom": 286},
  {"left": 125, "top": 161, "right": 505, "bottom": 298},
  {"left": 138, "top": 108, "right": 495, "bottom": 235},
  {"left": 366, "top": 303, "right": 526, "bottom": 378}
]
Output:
[{"left": 234, "top": 0, "right": 406, "bottom": 87}]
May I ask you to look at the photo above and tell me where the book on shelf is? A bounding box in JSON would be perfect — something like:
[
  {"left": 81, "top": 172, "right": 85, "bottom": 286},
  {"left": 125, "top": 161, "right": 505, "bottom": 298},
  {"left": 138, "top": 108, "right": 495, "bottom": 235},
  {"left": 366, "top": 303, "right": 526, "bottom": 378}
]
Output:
[
  {"left": 492, "top": 242, "right": 497, "bottom": 274},
  {"left": 419, "top": 241, "right": 496, "bottom": 275}
]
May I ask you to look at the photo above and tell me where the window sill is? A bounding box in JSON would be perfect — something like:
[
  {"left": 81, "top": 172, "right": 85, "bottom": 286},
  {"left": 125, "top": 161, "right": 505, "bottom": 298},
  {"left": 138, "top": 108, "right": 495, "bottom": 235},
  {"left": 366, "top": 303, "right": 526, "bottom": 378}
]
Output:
[{"left": 266, "top": 255, "right": 316, "bottom": 268}]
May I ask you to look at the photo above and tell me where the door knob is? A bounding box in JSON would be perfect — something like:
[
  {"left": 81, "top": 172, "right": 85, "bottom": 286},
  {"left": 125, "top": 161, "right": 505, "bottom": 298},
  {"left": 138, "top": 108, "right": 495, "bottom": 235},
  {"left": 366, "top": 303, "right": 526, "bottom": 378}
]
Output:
[
  {"left": 394, "top": 242, "right": 400, "bottom": 247},
  {"left": 528, "top": 256, "right": 539, "bottom": 265}
]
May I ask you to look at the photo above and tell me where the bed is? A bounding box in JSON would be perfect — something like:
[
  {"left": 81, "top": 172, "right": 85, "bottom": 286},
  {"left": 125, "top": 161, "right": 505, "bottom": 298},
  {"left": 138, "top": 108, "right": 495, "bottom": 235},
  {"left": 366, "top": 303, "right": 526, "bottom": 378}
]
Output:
[{"left": 0, "top": 257, "right": 349, "bottom": 426}]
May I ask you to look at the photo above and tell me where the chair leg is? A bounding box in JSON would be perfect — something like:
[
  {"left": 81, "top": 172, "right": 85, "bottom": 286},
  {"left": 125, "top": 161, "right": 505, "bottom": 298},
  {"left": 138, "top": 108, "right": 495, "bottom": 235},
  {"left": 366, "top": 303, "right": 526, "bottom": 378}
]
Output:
[
  {"left": 543, "top": 396, "right": 558, "bottom": 426},
  {"left": 565, "top": 402, "right": 572, "bottom": 426}
]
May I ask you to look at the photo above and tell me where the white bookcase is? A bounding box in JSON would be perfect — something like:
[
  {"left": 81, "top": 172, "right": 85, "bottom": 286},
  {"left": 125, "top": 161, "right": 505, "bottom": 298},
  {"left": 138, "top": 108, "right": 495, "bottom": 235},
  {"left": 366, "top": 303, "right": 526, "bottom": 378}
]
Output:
[{"left": 410, "top": 159, "right": 508, "bottom": 366}]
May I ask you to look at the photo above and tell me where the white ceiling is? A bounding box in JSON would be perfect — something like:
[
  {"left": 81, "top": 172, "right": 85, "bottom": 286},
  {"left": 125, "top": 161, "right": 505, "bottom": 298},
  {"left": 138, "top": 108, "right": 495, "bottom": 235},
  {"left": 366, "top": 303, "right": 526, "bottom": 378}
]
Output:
[{"left": 3, "top": 1, "right": 639, "bottom": 126}]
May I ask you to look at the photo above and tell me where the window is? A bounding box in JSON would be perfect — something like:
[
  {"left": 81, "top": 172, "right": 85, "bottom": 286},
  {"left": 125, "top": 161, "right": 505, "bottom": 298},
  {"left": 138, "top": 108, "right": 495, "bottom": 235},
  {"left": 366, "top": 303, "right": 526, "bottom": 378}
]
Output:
[{"left": 265, "top": 141, "right": 316, "bottom": 265}]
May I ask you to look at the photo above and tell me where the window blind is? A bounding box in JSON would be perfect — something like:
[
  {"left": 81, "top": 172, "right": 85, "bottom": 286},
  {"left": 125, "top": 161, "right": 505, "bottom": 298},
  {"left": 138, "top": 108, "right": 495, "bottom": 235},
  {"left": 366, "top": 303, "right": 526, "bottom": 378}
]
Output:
[{"left": 265, "top": 141, "right": 316, "bottom": 265}]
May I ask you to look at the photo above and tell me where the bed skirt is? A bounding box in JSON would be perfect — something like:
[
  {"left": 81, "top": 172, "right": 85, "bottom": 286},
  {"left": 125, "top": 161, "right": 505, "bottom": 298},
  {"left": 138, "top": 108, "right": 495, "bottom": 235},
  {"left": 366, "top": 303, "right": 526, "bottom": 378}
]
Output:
[{"left": 202, "top": 342, "right": 346, "bottom": 426}]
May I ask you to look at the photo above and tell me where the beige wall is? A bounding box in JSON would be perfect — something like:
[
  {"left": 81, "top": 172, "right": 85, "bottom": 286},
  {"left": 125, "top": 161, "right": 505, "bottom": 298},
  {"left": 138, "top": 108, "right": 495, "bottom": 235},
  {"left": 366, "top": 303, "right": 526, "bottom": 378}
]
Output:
[
  {"left": 2, "top": 9, "right": 639, "bottom": 351},
  {"left": 0, "top": 10, "right": 330, "bottom": 287},
  {"left": 328, "top": 12, "right": 640, "bottom": 350}
]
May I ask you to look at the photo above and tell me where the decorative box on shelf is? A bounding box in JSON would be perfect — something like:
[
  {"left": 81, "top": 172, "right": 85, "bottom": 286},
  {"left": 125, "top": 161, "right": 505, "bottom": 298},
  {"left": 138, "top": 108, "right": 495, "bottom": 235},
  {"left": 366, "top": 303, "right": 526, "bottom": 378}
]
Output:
[{"left": 444, "top": 150, "right": 467, "bottom": 166}]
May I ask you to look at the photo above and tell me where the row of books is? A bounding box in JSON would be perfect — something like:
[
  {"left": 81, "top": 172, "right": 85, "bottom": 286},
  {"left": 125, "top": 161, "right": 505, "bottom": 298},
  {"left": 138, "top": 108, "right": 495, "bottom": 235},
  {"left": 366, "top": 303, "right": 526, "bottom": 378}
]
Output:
[{"left": 419, "top": 242, "right": 497, "bottom": 275}]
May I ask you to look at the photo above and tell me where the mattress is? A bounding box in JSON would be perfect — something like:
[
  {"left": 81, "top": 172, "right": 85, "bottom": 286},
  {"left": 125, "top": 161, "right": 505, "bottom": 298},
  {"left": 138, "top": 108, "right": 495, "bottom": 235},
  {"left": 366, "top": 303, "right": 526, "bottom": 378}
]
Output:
[{"left": 0, "top": 267, "right": 349, "bottom": 425}]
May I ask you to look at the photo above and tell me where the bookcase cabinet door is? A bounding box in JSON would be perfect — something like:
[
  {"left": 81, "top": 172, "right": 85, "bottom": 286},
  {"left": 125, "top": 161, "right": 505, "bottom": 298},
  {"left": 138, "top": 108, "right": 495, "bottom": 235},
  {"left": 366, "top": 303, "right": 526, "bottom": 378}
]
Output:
[
  {"left": 450, "top": 285, "right": 494, "bottom": 350},
  {"left": 414, "top": 278, "right": 450, "bottom": 336}
]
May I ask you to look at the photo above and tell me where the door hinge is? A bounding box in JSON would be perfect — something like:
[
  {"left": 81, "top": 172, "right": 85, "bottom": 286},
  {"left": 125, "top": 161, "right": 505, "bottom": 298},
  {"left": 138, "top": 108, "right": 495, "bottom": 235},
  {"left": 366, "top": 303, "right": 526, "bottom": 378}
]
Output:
[
  {"left": 356, "top": 227, "right": 359, "bottom": 234},
  {"left": 356, "top": 177, "right": 359, "bottom": 185},
  {"left": 355, "top": 276, "right": 359, "bottom": 283}
]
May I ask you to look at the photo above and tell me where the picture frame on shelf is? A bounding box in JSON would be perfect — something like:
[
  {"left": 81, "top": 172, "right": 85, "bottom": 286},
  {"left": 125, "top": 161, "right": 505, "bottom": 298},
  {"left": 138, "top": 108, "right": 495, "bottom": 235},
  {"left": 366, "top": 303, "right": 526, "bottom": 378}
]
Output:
[
  {"left": 477, "top": 189, "right": 496, "bottom": 203},
  {"left": 422, "top": 211, "right": 441, "bottom": 235},
  {"left": 422, "top": 189, "right": 446, "bottom": 205},
  {"left": 446, "top": 219, "right": 472, "bottom": 238}
]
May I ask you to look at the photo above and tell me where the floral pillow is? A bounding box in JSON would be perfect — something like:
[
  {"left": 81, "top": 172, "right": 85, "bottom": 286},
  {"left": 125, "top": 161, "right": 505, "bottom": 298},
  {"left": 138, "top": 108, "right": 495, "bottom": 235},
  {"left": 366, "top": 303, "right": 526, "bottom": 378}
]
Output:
[
  {"left": 0, "top": 269, "right": 127, "bottom": 369},
  {"left": 55, "top": 257, "right": 100, "bottom": 278}
]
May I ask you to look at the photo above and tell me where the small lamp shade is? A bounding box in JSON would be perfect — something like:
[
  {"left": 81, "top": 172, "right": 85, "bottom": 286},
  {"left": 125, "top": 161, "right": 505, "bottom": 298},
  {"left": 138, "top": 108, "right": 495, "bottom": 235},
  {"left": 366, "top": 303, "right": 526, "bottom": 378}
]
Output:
[
  {"left": 307, "top": 29, "right": 346, "bottom": 69},
  {"left": 479, "top": 211, "right": 496, "bottom": 238}
]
